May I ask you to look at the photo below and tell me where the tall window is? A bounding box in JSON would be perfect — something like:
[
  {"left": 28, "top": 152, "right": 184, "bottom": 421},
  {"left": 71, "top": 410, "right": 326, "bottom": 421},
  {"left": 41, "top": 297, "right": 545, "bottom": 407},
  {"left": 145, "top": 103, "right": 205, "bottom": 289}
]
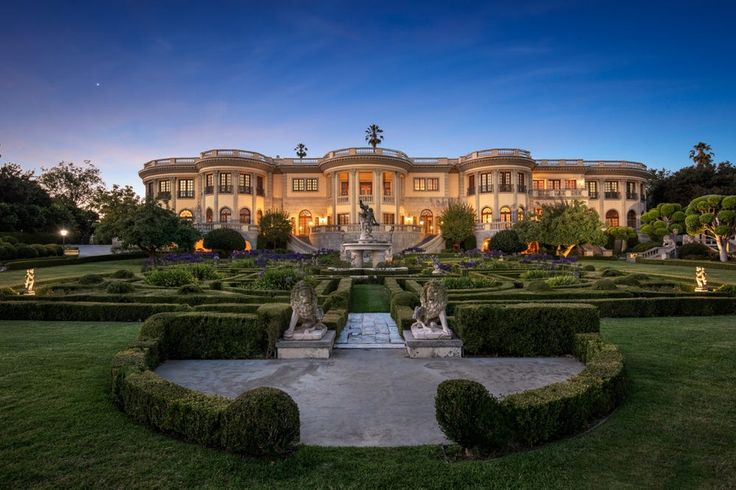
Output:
[
  {"left": 518, "top": 173, "right": 526, "bottom": 191},
  {"left": 239, "top": 208, "right": 251, "bottom": 224},
  {"left": 605, "top": 210, "right": 619, "bottom": 227},
  {"left": 219, "top": 173, "right": 232, "bottom": 192},
  {"left": 413, "top": 178, "right": 425, "bottom": 191},
  {"left": 383, "top": 213, "right": 395, "bottom": 225},
  {"left": 306, "top": 178, "right": 318, "bottom": 191},
  {"left": 481, "top": 207, "right": 493, "bottom": 223},
  {"left": 219, "top": 207, "right": 231, "bottom": 223},
  {"left": 205, "top": 208, "right": 213, "bottom": 223},
  {"left": 298, "top": 210, "right": 312, "bottom": 234},
  {"left": 383, "top": 180, "right": 392, "bottom": 196},
  {"left": 256, "top": 176, "right": 264, "bottom": 195},
  {"left": 532, "top": 179, "right": 544, "bottom": 190},
  {"left": 239, "top": 174, "right": 251, "bottom": 193},
  {"left": 360, "top": 181, "right": 372, "bottom": 195},
  {"left": 292, "top": 178, "right": 305, "bottom": 191},
  {"left": 627, "top": 210, "right": 637, "bottom": 228},
  {"left": 548, "top": 179, "right": 561, "bottom": 190},
  {"left": 499, "top": 172, "right": 512, "bottom": 192},
  {"left": 604, "top": 181, "right": 619, "bottom": 199},
  {"left": 468, "top": 174, "right": 475, "bottom": 193},
  {"left": 500, "top": 206, "right": 512, "bottom": 223},
  {"left": 337, "top": 213, "right": 350, "bottom": 225},
  {"left": 587, "top": 181, "right": 598, "bottom": 198},
  {"left": 340, "top": 181, "right": 349, "bottom": 196},
  {"left": 158, "top": 180, "right": 171, "bottom": 193},
  {"left": 518, "top": 206, "right": 525, "bottom": 221},
  {"left": 178, "top": 179, "right": 194, "bottom": 198},
  {"left": 565, "top": 179, "right": 577, "bottom": 189},
  {"left": 479, "top": 173, "right": 492, "bottom": 193}
]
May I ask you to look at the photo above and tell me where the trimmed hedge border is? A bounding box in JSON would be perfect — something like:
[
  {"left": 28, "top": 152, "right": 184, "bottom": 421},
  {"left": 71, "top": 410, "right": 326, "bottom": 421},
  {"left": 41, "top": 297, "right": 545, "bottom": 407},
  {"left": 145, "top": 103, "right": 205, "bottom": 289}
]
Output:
[
  {"left": 0, "top": 301, "right": 191, "bottom": 322},
  {"left": 435, "top": 332, "right": 625, "bottom": 455},
  {"left": 454, "top": 304, "right": 599, "bottom": 356},
  {"left": 2, "top": 252, "right": 146, "bottom": 270},
  {"left": 112, "top": 306, "right": 299, "bottom": 457},
  {"left": 636, "top": 257, "right": 736, "bottom": 269}
]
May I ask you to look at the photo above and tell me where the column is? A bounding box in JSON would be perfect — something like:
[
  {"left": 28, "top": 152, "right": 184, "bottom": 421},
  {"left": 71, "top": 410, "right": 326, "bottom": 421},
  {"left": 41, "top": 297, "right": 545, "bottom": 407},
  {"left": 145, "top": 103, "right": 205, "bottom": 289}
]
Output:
[
  {"left": 213, "top": 171, "right": 219, "bottom": 222},
  {"left": 459, "top": 170, "right": 465, "bottom": 198},
  {"left": 394, "top": 171, "right": 400, "bottom": 223},
  {"left": 493, "top": 170, "right": 500, "bottom": 221},
  {"left": 373, "top": 169, "right": 382, "bottom": 223},
  {"left": 350, "top": 169, "right": 358, "bottom": 224},
  {"left": 332, "top": 172, "right": 338, "bottom": 224},
  {"left": 232, "top": 171, "right": 238, "bottom": 223},
  {"left": 197, "top": 174, "right": 204, "bottom": 222},
  {"left": 474, "top": 171, "right": 481, "bottom": 221},
  {"left": 170, "top": 177, "right": 177, "bottom": 211}
]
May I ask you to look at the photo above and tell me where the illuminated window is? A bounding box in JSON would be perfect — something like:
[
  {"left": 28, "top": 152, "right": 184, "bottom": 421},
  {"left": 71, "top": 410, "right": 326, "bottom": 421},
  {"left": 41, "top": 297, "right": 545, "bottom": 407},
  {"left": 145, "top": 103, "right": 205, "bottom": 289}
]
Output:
[
  {"left": 219, "top": 207, "right": 231, "bottom": 223},
  {"left": 239, "top": 208, "right": 251, "bottom": 224},
  {"left": 481, "top": 207, "right": 493, "bottom": 223},
  {"left": 605, "top": 210, "right": 619, "bottom": 227}
]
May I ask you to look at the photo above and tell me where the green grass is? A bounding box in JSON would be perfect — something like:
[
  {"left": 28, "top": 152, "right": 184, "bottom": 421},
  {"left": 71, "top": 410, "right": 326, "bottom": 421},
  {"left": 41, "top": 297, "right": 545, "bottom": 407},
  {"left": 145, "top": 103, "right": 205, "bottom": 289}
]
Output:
[
  {"left": 349, "top": 284, "right": 390, "bottom": 312},
  {"left": 0, "top": 258, "right": 145, "bottom": 288},
  {"left": 0, "top": 317, "right": 734, "bottom": 488},
  {"left": 582, "top": 258, "right": 736, "bottom": 285}
]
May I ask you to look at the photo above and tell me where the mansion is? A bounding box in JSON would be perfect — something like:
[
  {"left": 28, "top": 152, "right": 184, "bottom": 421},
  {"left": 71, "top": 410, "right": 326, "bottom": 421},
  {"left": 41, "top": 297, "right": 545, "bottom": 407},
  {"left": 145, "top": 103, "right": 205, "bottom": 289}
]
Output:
[{"left": 139, "top": 146, "right": 649, "bottom": 252}]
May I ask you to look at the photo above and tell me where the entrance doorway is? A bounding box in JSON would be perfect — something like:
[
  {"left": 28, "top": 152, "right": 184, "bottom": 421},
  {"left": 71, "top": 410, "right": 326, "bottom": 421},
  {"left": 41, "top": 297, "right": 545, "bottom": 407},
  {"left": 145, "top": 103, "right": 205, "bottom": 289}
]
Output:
[{"left": 420, "top": 209, "right": 433, "bottom": 234}]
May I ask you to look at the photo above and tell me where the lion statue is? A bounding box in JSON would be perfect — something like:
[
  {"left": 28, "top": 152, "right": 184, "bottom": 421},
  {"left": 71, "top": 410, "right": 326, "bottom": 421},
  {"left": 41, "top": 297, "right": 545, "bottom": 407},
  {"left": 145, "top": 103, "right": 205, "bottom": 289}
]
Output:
[
  {"left": 411, "top": 280, "right": 451, "bottom": 339},
  {"left": 284, "top": 280, "right": 327, "bottom": 340}
]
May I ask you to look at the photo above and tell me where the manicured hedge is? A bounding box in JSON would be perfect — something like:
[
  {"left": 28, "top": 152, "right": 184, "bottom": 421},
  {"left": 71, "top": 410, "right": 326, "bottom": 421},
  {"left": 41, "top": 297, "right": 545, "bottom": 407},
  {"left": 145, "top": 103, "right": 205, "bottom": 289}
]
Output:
[
  {"left": 193, "top": 303, "right": 261, "bottom": 314},
  {"left": 0, "top": 301, "right": 191, "bottom": 322},
  {"left": 435, "top": 333, "right": 625, "bottom": 455},
  {"left": 2, "top": 252, "right": 146, "bottom": 270},
  {"left": 636, "top": 258, "right": 736, "bottom": 269},
  {"left": 454, "top": 304, "right": 599, "bottom": 356},
  {"left": 111, "top": 306, "right": 300, "bottom": 457},
  {"left": 6, "top": 293, "right": 278, "bottom": 306}
]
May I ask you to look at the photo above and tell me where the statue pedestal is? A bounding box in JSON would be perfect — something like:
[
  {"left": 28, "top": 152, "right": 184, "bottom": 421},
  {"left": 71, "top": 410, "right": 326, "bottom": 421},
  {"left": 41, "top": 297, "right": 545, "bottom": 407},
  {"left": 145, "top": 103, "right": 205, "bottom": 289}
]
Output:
[
  {"left": 277, "top": 330, "right": 336, "bottom": 359},
  {"left": 403, "top": 329, "right": 463, "bottom": 359},
  {"left": 342, "top": 240, "right": 391, "bottom": 268}
]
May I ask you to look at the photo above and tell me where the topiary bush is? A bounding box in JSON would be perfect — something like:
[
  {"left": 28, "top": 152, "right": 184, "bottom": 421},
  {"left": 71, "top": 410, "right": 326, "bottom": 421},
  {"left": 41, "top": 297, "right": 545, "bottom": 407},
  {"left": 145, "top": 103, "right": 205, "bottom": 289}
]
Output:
[
  {"left": 253, "top": 267, "right": 302, "bottom": 290},
  {"left": 489, "top": 229, "right": 524, "bottom": 254},
  {"left": 203, "top": 228, "right": 246, "bottom": 258},
  {"left": 442, "top": 277, "right": 498, "bottom": 289},
  {"left": 186, "top": 263, "right": 222, "bottom": 281},
  {"left": 144, "top": 267, "right": 195, "bottom": 287},
  {"left": 435, "top": 379, "right": 508, "bottom": 457},
  {"left": 527, "top": 280, "right": 552, "bottom": 291},
  {"left": 106, "top": 281, "right": 135, "bottom": 294},
  {"left": 592, "top": 278, "right": 618, "bottom": 290},
  {"left": 78, "top": 274, "right": 105, "bottom": 285},
  {"left": 601, "top": 268, "right": 625, "bottom": 277},
  {"left": 178, "top": 284, "right": 204, "bottom": 295},
  {"left": 677, "top": 242, "right": 714, "bottom": 260},
  {"left": 582, "top": 264, "right": 595, "bottom": 271},
  {"left": 544, "top": 275, "right": 580, "bottom": 287},
  {"left": 111, "top": 269, "right": 135, "bottom": 279},
  {"left": 16, "top": 244, "right": 38, "bottom": 259},
  {"left": 210, "top": 280, "right": 223, "bottom": 290},
  {"left": 221, "top": 387, "right": 300, "bottom": 457}
]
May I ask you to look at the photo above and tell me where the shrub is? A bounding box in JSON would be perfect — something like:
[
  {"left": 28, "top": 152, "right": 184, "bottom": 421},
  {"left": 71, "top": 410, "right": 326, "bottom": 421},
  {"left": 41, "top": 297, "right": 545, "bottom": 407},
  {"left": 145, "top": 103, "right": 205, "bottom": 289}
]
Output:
[
  {"left": 178, "top": 284, "right": 204, "bottom": 295},
  {"left": 0, "top": 243, "right": 16, "bottom": 260},
  {"left": 454, "top": 303, "right": 599, "bottom": 356},
  {"left": 78, "top": 274, "right": 105, "bottom": 285},
  {"left": 144, "top": 267, "right": 195, "bottom": 287},
  {"left": 16, "top": 244, "right": 38, "bottom": 258},
  {"left": 520, "top": 270, "right": 564, "bottom": 280},
  {"left": 111, "top": 269, "right": 135, "bottom": 279},
  {"left": 0, "top": 301, "right": 190, "bottom": 322},
  {"left": 210, "top": 280, "right": 223, "bottom": 290},
  {"left": 442, "top": 277, "right": 498, "bottom": 289},
  {"left": 45, "top": 244, "right": 64, "bottom": 256},
  {"left": 582, "top": 264, "right": 595, "bottom": 271},
  {"left": 677, "top": 242, "right": 714, "bottom": 260},
  {"left": 253, "top": 267, "right": 301, "bottom": 290},
  {"left": 592, "top": 279, "right": 618, "bottom": 290},
  {"left": 489, "top": 230, "right": 524, "bottom": 254},
  {"left": 31, "top": 244, "right": 48, "bottom": 257},
  {"left": 0, "top": 235, "right": 19, "bottom": 245},
  {"left": 203, "top": 228, "right": 245, "bottom": 258},
  {"left": 0, "top": 287, "right": 18, "bottom": 296},
  {"left": 186, "top": 263, "right": 222, "bottom": 281},
  {"left": 435, "top": 380, "right": 508, "bottom": 456},
  {"left": 221, "top": 387, "right": 300, "bottom": 457},
  {"left": 601, "top": 268, "right": 625, "bottom": 277},
  {"left": 106, "top": 281, "right": 135, "bottom": 294},
  {"left": 612, "top": 274, "right": 648, "bottom": 286},
  {"left": 544, "top": 275, "right": 580, "bottom": 287},
  {"left": 527, "top": 280, "right": 552, "bottom": 291}
]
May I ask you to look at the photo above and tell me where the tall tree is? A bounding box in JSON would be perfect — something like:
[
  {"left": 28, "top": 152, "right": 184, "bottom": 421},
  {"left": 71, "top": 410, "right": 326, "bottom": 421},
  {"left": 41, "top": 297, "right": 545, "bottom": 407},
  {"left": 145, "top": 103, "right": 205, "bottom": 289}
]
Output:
[
  {"left": 257, "top": 209, "right": 292, "bottom": 250},
  {"left": 39, "top": 160, "right": 104, "bottom": 209},
  {"left": 519, "top": 201, "right": 606, "bottom": 256},
  {"left": 440, "top": 202, "right": 476, "bottom": 250},
  {"left": 365, "top": 124, "right": 384, "bottom": 149},
  {"left": 0, "top": 163, "right": 54, "bottom": 232},
  {"left": 92, "top": 185, "right": 142, "bottom": 243},
  {"left": 689, "top": 142, "right": 714, "bottom": 167},
  {"left": 684, "top": 195, "right": 736, "bottom": 262},
  {"left": 294, "top": 143, "right": 308, "bottom": 159},
  {"left": 118, "top": 200, "right": 190, "bottom": 256}
]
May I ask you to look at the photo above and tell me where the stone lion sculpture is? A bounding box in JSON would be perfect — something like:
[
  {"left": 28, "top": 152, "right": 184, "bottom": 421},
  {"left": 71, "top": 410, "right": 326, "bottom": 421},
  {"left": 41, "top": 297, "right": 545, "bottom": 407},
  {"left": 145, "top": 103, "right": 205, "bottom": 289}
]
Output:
[
  {"left": 411, "top": 280, "right": 451, "bottom": 339},
  {"left": 284, "top": 280, "right": 327, "bottom": 340}
]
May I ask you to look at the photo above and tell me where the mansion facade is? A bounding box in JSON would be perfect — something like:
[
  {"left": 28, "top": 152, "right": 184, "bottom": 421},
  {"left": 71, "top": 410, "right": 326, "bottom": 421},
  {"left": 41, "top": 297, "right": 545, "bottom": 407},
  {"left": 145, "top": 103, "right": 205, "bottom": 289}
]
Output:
[{"left": 139, "top": 146, "right": 649, "bottom": 252}]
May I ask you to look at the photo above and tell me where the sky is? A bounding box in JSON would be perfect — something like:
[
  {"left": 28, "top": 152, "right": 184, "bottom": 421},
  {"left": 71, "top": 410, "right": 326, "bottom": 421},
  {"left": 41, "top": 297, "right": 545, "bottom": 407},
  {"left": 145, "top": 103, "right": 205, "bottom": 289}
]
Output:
[{"left": 1, "top": 0, "right": 735, "bottom": 194}]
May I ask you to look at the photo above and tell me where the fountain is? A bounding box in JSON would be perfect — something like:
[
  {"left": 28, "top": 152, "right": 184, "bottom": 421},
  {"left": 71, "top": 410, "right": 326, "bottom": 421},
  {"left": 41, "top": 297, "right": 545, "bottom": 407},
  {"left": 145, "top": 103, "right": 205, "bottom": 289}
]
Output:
[{"left": 341, "top": 199, "right": 392, "bottom": 268}]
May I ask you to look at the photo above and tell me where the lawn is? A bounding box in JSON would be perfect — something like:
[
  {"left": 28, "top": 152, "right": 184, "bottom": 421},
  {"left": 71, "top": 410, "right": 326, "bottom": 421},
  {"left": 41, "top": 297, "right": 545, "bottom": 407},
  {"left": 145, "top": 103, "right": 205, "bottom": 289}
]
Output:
[
  {"left": 581, "top": 258, "right": 736, "bottom": 285},
  {"left": 349, "top": 283, "right": 390, "bottom": 312},
  {"left": 0, "top": 317, "right": 734, "bottom": 488},
  {"left": 0, "top": 258, "right": 145, "bottom": 288}
]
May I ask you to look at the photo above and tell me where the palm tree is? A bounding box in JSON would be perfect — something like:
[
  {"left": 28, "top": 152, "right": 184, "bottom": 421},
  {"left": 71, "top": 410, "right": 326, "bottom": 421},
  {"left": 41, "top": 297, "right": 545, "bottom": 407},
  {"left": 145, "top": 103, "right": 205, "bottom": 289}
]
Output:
[
  {"left": 689, "top": 142, "right": 714, "bottom": 167},
  {"left": 365, "top": 124, "right": 384, "bottom": 149},
  {"left": 294, "top": 143, "right": 308, "bottom": 159}
]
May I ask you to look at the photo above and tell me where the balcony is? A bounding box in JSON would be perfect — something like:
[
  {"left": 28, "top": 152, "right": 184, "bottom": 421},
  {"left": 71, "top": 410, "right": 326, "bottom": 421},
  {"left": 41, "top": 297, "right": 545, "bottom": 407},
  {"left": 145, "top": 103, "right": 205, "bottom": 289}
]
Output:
[
  {"left": 626, "top": 192, "right": 638, "bottom": 200},
  {"left": 479, "top": 185, "right": 493, "bottom": 194},
  {"left": 177, "top": 191, "right": 194, "bottom": 199},
  {"left": 604, "top": 191, "right": 621, "bottom": 199},
  {"left": 336, "top": 195, "right": 350, "bottom": 204},
  {"left": 238, "top": 186, "right": 252, "bottom": 194},
  {"left": 499, "top": 184, "right": 513, "bottom": 192},
  {"left": 474, "top": 221, "right": 513, "bottom": 232},
  {"left": 382, "top": 195, "right": 395, "bottom": 204},
  {"left": 156, "top": 191, "right": 171, "bottom": 201},
  {"left": 589, "top": 192, "right": 599, "bottom": 199},
  {"left": 531, "top": 189, "right": 587, "bottom": 199},
  {"left": 459, "top": 148, "right": 533, "bottom": 163},
  {"left": 322, "top": 147, "right": 411, "bottom": 162},
  {"left": 518, "top": 184, "right": 527, "bottom": 193},
  {"left": 359, "top": 194, "right": 373, "bottom": 204},
  {"left": 467, "top": 186, "right": 475, "bottom": 195},
  {"left": 204, "top": 186, "right": 214, "bottom": 194},
  {"left": 193, "top": 222, "right": 260, "bottom": 233},
  {"left": 219, "top": 185, "right": 233, "bottom": 193},
  {"left": 256, "top": 188, "right": 265, "bottom": 196}
]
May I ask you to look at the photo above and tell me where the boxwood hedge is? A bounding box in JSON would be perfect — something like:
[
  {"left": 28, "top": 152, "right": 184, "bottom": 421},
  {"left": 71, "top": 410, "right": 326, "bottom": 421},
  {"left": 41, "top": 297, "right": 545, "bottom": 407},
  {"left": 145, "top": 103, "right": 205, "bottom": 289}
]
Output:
[{"left": 0, "top": 301, "right": 191, "bottom": 322}]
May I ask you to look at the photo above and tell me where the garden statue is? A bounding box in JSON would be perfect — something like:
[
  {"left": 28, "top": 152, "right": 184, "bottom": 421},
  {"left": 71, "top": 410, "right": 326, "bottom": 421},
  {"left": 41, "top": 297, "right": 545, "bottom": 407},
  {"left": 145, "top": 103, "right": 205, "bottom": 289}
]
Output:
[
  {"left": 24, "top": 269, "right": 35, "bottom": 295},
  {"left": 358, "top": 199, "right": 379, "bottom": 241},
  {"left": 411, "top": 280, "right": 452, "bottom": 339},
  {"left": 431, "top": 256, "right": 447, "bottom": 275},
  {"left": 695, "top": 267, "right": 708, "bottom": 292},
  {"left": 285, "top": 280, "right": 328, "bottom": 340}
]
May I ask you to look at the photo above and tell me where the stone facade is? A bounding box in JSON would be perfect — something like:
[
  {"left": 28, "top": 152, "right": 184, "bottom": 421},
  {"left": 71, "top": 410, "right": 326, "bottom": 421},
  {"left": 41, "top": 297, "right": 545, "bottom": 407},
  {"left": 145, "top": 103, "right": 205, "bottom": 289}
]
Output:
[{"left": 139, "top": 147, "right": 649, "bottom": 250}]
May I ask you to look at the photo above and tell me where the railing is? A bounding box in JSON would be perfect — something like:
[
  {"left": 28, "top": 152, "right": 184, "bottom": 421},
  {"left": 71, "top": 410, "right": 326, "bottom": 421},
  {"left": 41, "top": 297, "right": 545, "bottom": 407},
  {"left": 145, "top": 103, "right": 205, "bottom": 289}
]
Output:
[
  {"left": 479, "top": 185, "right": 493, "bottom": 193},
  {"left": 204, "top": 186, "right": 213, "bottom": 194},
  {"left": 499, "top": 184, "right": 513, "bottom": 192},
  {"left": 200, "top": 149, "right": 271, "bottom": 163},
  {"left": 238, "top": 186, "right": 252, "bottom": 194},
  {"left": 310, "top": 223, "right": 422, "bottom": 234},
  {"left": 532, "top": 189, "right": 588, "bottom": 198},
  {"left": 177, "top": 191, "right": 195, "bottom": 199},
  {"left": 193, "top": 222, "right": 260, "bottom": 233},
  {"left": 322, "top": 147, "right": 411, "bottom": 161},
  {"left": 536, "top": 159, "right": 646, "bottom": 169},
  {"left": 143, "top": 157, "right": 197, "bottom": 168},
  {"left": 336, "top": 195, "right": 350, "bottom": 204},
  {"left": 474, "top": 221, "right": 513, "bottom": 232},
  {"left": 467, "top": 186, "right": 475, "bottom": 195},
  {"left": 383, "top": 195, "right": 395, "bottom": 204},
  {"left": 218, "top": 185, "right": 233, "bottom": 193},
  {"left": 156, "top": 191, "right": 171, "bottom": 201},
  {"left": 459, "top": 148, "right": 532, "bottom": 162},
  {"left": 412, "top": 157, "right": 450, "bottom": 165},
  {"left": 359, "top": 194, "right": 373, "bottom": 204},
  {"left": 627, "top": 192, "right": 638, "bottom": 200},
  {"left": 517, "top": 185, "right": 527, "bottom": 193},
  {"left": 280, "top": 158, "right": 320, "bottom": 165},
  {"left": 589, "top": 192, "right": 599, "bottom": 199},
  {"left": 604, "top": 191, "right": 621, "bottom": 199}
]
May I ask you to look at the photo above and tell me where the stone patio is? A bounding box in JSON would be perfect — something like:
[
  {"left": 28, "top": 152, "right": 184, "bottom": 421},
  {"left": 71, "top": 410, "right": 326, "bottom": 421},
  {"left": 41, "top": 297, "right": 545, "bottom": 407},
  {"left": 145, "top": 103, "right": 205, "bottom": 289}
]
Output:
[
  {"left": 155, "top": 349, "right": 584, "bottom": 447},
  {"left": 335, "top": 313, "right": 405, "bottom": 349}
]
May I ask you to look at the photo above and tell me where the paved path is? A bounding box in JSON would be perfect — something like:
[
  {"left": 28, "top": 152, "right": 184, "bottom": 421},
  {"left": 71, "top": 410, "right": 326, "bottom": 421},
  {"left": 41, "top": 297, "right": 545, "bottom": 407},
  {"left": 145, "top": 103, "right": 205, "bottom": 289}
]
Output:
[
  {"left": 335, "top": 313, "right": 404, "bottom": 349},
  {"left": 155, "top": 350, "right": 584, "bottom": 447}
]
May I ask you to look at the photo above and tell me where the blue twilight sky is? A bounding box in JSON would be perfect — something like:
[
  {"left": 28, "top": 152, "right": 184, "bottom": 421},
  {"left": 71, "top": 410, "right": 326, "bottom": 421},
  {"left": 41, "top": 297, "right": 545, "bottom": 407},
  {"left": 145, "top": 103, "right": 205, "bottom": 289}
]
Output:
[{"left": 1, "top": 0, "right": 735, "bottom": 194}]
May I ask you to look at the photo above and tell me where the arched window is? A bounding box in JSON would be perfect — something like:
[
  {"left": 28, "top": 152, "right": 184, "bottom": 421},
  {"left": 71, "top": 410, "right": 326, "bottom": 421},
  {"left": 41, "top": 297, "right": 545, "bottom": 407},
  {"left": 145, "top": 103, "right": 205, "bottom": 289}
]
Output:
[
  {"left": 500, "top": 206, "right": 511, "bottom": 222},
  {"left": 627, "top": 210, "right": 637, "bottom": 228},
  {"left": 517, "top": 206, "right": 525, "bottom": 221},
  {"left": 481, "top": 207, "right": 493, "bottom": 223},
  {"left": 179, "top": 209, "right": 193, "bottom": 221},
  {"left": 257, "top": 210, "right": 263, "bottom": 224},
  {"left": 605, "top": 210, "right": 620, "bottom": 227},
  {"left": 205, "top": 208, "right": 213, "bottom": 223},
  {"left": 239, "top": 208, "right": 251, "bottom": 224},
  {"left": 420, "top": 209, "right": 433, "bottom": 234},
  {"left": 219, "top": 207, "right": 231, "bottom": 223},
  {"left": 298, "top": 209, "right": 312, "bottom": 235}
]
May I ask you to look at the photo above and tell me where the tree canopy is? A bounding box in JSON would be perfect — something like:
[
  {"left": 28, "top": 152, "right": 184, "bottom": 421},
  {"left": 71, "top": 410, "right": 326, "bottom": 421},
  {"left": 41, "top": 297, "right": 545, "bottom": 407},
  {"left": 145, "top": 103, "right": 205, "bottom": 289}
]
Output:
[
  {"left": 439, "top": 202, "right": 476, "bottom": 249},
  {"left": 258, "top": 209, "right": 292, "bottom": 250},
  {"left": 640, "top": 203, "right": 686, "bottom": 242},
  {"left": 365, "top": 124, "right": 384, "bottom": 149},
  {"left": 203, "top": 228, "right": 246, "bottom": 257},
  {"left": 39, "top": 160, "right": 104, "bottom": 210},
  {"left": 684, "top": 195, "right": 736, "bottom": 262},
  {"left": 118, "top": 200, "right": 198, "bottom": 256},
  {"left": 92, "top": 185, "right": 142, "bottom": 243}
]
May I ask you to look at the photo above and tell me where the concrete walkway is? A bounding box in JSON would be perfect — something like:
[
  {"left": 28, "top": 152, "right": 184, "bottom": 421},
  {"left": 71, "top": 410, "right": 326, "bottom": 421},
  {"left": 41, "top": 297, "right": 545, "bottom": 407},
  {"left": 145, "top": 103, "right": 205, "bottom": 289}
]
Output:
[
  {"left": 155, "top": 349, "right": 584, "bottom": 447},
  {"left": 335, "top": 313, "right": 404, "bottom": 349}
]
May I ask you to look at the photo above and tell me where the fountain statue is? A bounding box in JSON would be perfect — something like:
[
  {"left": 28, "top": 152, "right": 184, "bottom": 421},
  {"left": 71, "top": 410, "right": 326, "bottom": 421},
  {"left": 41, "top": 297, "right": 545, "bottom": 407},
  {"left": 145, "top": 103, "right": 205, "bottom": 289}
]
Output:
[
  {"left": 359, "top": 199, "right": 379, "bottom": 241},
  {"left": 284, "top": 280, "right": 328, "bottom": 340},
  {"left": 341, "top": 199, "right": 392, "bottom": 267},
  {"left": 411, "top": 280, "right": 452, "bottom": 339}
]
